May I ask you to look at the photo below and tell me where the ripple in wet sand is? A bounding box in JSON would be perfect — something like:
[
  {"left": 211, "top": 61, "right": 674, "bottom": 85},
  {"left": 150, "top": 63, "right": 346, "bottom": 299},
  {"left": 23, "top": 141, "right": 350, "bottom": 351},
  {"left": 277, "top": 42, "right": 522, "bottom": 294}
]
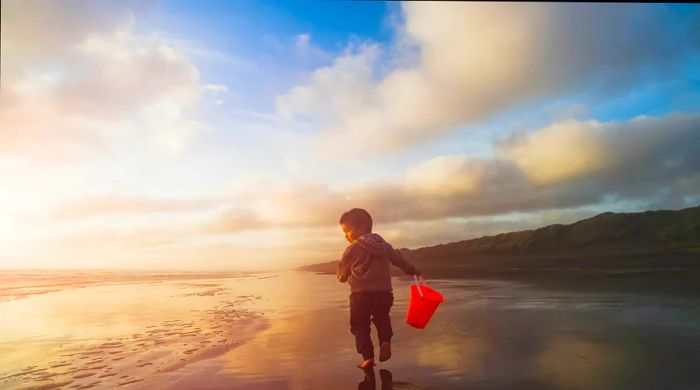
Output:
[
  {"left": 4, "top": 289, "right": 263, "bottom": 389},
  {"left": 118, "top": 378, "right": 143, "bottom": 386}
]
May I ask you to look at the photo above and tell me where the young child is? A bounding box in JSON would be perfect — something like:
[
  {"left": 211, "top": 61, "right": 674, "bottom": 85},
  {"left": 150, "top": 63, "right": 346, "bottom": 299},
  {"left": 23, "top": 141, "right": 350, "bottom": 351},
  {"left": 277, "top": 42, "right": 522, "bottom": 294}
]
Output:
[{"left": 337, "top": 208, "right": 421, "bottom": 369}]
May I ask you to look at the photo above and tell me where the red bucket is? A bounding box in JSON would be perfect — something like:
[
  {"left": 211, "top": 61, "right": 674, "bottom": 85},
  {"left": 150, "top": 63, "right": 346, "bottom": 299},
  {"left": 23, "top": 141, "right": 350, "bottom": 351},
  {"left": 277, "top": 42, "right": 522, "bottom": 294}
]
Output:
[{"left": 406, "top": 276, "right": 444, "bottom": 329}]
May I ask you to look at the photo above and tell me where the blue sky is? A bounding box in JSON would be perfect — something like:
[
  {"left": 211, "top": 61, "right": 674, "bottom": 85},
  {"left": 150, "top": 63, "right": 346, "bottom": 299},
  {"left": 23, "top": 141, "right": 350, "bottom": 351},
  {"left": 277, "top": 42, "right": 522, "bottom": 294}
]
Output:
[
  {"left": 2, "top": 2, "right": 699, "bottom": 270},
  {"left": 163, "top": 1, "right": 395, "bottom": 46}
]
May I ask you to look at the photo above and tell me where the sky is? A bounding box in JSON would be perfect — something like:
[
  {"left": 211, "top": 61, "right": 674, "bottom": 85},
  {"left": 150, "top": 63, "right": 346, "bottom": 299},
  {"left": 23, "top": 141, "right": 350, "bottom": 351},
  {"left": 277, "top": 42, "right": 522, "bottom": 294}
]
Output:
[{"left": 1, "top": 1, "right": 699, "bottom": 271}]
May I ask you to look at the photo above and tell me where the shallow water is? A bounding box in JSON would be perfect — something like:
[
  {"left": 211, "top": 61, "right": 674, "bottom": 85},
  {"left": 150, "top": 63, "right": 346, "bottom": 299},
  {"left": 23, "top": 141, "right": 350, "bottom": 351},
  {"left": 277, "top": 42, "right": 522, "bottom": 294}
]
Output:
[
  {"left": 2, "top": 271, "right": 700, "bottom": 389},
  {"left": 0, "top": 271, "right": 266, "bottom": 389}
]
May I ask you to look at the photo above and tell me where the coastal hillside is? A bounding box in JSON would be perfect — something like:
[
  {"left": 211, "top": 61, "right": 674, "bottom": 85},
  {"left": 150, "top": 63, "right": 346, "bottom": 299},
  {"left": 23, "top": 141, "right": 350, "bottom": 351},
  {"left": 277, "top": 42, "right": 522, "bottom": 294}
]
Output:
[{"left": 299, "top": 205, "right": 700, "bottom": 278}]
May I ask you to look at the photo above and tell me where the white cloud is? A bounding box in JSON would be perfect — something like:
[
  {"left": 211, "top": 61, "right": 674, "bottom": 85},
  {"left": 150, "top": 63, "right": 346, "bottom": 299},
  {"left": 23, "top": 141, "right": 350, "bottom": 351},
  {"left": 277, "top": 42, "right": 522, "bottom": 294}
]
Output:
[
  {"left": 276, "top": 44, "right": 380, "bottom": 123},
  {"left": 1, "top": 0, "right": 141, "bottom": 61},
  {"left": 45, "top": 194, "right": 225, "bottom": 221},
  {"left": 499, "top": 113, "right": 700, "bottom": 188},
  {"left": 203, "top": 84, "right": 229, "bottom": 94},
  {"left": 405, "top": 155, "right": 487, "bottom": 196},
  {"left": 499, "top": 120, "right": 608, "bottom": 184},
  {"left": 0, "top": 88, "right": 105, "bottom": 164},
  {"left": 294, "top": 33, "right": 333, "bottom": 64},
  {"left": 1, "top": 0, "right": 213, "bottom": 161},
  {"left": 277, "top": 3, "right": 698, "bottom": 156}
]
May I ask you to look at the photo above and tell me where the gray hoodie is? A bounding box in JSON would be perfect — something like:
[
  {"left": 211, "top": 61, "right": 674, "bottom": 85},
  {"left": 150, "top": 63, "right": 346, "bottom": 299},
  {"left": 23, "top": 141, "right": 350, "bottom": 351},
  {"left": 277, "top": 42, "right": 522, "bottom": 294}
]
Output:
[{"left": 337, "top": 233, "right": 420, "bottom": 293}]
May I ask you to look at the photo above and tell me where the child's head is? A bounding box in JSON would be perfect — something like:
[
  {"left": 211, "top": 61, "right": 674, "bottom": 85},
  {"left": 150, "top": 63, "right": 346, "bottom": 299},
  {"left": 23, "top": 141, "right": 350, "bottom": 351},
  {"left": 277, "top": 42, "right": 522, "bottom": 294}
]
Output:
[{"left": 339, "top": 208, "right": 373, "bottom": 243}]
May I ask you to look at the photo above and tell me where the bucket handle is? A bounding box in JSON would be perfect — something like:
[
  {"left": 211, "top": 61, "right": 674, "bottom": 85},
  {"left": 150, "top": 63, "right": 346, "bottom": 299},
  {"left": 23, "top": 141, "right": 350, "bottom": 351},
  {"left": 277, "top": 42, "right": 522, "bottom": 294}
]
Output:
[{"left": 413, "top": 274, "right": 424, "bottom": 299}]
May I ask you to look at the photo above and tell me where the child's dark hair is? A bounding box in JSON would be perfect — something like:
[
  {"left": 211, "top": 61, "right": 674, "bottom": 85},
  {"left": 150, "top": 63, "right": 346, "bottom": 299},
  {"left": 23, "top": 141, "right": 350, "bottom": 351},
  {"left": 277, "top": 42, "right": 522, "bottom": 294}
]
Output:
[{"left": 339, "top": 208, "right": 373, "bottom": 231}]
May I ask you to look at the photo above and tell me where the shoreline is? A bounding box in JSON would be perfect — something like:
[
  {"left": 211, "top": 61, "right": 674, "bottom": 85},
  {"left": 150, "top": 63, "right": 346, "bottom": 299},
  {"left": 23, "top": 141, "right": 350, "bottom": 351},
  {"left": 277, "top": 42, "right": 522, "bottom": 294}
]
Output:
[{"left": 0, "top": 271, "right": 254, "bottom": 302}]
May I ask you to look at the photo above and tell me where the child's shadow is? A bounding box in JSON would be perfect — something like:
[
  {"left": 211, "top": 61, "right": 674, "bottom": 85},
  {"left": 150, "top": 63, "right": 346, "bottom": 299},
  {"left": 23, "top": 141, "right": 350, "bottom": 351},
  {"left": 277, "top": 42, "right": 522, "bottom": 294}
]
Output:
[{"left": 358, "top": 367, "right": 394, "bottom": 390}]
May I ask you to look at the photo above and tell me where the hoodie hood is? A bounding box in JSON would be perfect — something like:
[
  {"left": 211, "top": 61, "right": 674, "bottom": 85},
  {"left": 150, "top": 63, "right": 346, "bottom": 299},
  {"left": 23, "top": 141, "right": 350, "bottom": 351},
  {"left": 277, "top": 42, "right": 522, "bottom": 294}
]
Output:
[{"left": 355, "top": 233, "right": 392, "bottom": 257}]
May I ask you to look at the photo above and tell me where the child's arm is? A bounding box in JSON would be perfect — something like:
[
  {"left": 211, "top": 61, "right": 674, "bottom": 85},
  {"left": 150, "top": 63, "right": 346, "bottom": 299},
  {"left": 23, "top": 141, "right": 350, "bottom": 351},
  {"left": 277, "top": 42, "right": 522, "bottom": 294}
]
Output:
[
  {"left": 389, "top": 249, "right": 420, "bottom": 276},
  {"left": 337, "top": 245, "right": 355, "bottom": 282}
]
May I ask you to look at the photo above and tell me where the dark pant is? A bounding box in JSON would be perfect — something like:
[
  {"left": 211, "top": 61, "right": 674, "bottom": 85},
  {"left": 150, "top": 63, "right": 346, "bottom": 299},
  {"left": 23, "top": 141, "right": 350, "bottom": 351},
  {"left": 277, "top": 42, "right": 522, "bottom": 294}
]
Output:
[{"left": 350, "top": 291, "right": 394, "bottom": 360}]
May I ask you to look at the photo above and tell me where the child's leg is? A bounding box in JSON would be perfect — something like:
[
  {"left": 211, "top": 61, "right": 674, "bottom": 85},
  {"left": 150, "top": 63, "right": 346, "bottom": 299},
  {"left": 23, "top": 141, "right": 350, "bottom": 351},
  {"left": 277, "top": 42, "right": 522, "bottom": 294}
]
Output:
[
  {"left": 371, "top": 292, "right": 394, "bottom": 345},
  {"left": 350, "top": 293, "right": 374, "bottom": 360}
]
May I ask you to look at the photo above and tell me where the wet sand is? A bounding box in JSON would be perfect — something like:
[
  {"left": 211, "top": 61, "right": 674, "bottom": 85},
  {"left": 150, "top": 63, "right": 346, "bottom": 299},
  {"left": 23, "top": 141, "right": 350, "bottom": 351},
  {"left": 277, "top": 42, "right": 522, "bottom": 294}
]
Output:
[
  {"left": 149, "top": 274, "right": 700, "bottom": 390},
  {"left": 0, "top": 272, "right": 266, "bottom": 389},
  {"left": 2, "top": 271, "right": 700, "bottom": 389}
]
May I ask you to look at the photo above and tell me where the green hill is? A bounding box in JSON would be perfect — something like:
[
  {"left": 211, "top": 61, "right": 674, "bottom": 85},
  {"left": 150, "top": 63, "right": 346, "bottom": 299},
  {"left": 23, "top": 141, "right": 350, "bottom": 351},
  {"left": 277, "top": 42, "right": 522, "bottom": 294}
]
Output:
[{"left": 418, "top": 205, "right": 700, "bottom": 255}]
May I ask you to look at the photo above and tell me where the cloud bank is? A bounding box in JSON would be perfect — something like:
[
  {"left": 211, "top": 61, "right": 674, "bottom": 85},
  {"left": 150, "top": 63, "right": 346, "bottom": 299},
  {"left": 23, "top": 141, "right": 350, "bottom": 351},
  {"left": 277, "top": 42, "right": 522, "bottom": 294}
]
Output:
[
  {"left": 207, "top": 112, "right": 700, "bottom": 234},
  {"left": 1, "top": 0, "right": 211, "bottom": 163}
]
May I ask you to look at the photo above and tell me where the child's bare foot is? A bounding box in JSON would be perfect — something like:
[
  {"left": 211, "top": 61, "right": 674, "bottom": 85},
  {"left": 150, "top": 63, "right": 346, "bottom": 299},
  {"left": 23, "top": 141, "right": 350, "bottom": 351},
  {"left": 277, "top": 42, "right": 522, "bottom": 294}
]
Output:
[
  {"left": 379, "top": 341, "right": 391, "bottom": 362},
  {"left": 358, "top": 358, "right": 375, "bottom": 369}
]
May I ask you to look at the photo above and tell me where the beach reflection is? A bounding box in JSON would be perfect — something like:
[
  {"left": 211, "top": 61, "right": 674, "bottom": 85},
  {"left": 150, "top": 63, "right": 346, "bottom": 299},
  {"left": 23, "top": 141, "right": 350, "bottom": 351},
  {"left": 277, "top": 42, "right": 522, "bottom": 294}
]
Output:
[
  {"left": 533, "top": 334, "right": 623, "bottom": 390},
  {"left": 358, "top": 367, "right": 395, "bottom": 390},
  {"left": 193, "top": 272, "right": 700, "bottom": 389}
]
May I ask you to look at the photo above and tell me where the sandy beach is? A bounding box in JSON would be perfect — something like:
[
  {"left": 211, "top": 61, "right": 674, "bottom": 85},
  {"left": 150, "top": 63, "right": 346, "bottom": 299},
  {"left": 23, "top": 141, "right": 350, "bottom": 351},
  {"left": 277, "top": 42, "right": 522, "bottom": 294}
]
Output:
[{"left": 2, "top": 270, "right": 700, "bottom": 390}]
